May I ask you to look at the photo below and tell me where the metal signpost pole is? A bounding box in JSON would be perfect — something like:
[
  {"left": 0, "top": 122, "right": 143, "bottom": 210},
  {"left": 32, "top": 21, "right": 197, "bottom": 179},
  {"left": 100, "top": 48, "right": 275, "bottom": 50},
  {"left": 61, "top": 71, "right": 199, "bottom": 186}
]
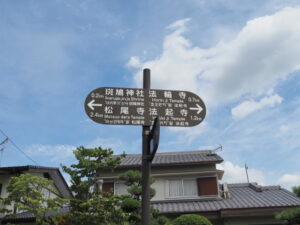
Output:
[
  {"left": 142, "top": 68, "right": 151, "bottom": 225},
  {"left": 84, "top": 68, "right": 207, "bottom": 225}
]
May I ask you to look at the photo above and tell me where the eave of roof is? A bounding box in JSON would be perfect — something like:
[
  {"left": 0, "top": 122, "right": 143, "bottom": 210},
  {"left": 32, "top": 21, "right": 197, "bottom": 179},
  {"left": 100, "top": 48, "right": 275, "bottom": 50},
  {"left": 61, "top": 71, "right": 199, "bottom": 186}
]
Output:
[
  {"left": 0, "top": 165, "right": 59, "bottom": 174},
  {"left": 116, "top": 150, "right": 223, "bottom": 168}
]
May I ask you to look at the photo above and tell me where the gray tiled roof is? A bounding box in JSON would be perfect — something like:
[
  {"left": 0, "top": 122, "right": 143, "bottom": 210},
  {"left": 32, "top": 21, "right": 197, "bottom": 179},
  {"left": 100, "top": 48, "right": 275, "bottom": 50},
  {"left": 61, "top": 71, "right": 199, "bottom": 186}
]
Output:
[
  {"left": 118, "top": 150, "right": 223, "bottom": 167},
  {"left": 152, "top": 183, "right": 300, "bottom": 214}
]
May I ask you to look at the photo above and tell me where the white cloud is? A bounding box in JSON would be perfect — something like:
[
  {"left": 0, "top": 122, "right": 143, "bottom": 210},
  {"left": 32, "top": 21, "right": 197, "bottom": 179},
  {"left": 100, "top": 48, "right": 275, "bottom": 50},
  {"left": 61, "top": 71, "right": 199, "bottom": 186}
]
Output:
[
  {"left": 168, "top": 121, "right": 208, "bottom": 143},
  {"left": 277, "top": 173, "right": 300, "bottom": 189},
  {"left": 86, "top": 137, "right": 126, "bottom": 154},
  {"left": 26, "top": 137, "right": 127, "bottom": 164},
  {"left": 131, "top": 7, "right": 300, "bottom": 108},
  {"left": 127, "top": 56, "right": 141, "bottom": 68},
  {"left": 27, "top": 144, "right": 76, "bottom": 163},
  {"left": 167, "top": 18, "right": 191, "bottom": 33},
  {"left": 217, "top": 161, "right": 265, "bottom": 185},
  {"left": 133, "top": 18, "right": 202, "bottom": 93},
  {"left": 279, "top": 124, "right": 290, "bottom": 133},
  {"left": 26, "top": 137, "right": 141, "bottom": 164},
  {"left": 231, "top": 94, "right": 283, "bottom": 119}
]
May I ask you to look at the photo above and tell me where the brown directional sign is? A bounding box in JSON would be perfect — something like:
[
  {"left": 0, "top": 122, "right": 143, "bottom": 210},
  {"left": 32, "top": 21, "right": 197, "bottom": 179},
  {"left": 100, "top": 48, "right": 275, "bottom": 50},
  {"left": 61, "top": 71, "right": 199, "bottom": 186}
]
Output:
[{"left": 84, "top": 87, "right": 206, "bottom": 127}]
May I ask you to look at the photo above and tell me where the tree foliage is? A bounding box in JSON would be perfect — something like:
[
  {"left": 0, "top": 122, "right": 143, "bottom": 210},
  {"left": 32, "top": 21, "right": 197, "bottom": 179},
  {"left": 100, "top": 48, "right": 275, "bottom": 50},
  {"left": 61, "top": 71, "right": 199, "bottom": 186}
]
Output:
[
  {"left": 275, "top": 186, "right": 300, "bottom": 224},
  {"left": 157, "top": 216, "right": 171, "bottom": 225},
  {"left": 60, "top": 146, "right": 129, "bottom": 225},
  {"left": 1, "top": 146, "right": 170, "bottom": 225},
  {"left": 119, "top": 170, "right": 155, "bottom": 200},
  {"left": 0, "top": 173, "right": 67, "bottom": 225},
  {"left": 292, "top": 186, "right": 300, "bottom": 197},
  {"left": 62, "top": 146, "right": 125, "bottom": 199},
  {"left": 172, "top": 214, "right": 213, "bottom": 225},
  {"left": 276, "top": 208, "right": 300, "bottom": 222},
  {"left": 118, "top": 169, "right": 167, "bottom": 225}
]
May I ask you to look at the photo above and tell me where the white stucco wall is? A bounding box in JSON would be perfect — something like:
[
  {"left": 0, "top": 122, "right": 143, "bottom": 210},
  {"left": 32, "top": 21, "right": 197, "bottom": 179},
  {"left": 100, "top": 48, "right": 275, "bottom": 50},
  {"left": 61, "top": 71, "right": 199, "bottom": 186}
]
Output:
[
  {"left": 151, "top": 177, "right": 165, "bottom": 201},
  {"left": 0, "top": 174, "right": 10, "bottom": 199}
]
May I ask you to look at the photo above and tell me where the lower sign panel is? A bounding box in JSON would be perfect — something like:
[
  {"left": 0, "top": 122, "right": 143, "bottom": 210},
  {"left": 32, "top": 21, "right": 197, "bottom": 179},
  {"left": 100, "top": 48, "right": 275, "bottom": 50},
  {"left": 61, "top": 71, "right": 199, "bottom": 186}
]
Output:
[{"left": 84, "top": 87, "right": 206, "bottom": 127}]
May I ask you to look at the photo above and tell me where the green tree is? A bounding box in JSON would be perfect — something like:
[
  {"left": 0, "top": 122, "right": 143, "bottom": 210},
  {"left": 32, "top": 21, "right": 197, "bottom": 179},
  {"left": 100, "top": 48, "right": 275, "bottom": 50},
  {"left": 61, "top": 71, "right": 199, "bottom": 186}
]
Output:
[
  {"left": 172, "top": 214, "right": 213, "bottom": 225},
  {"left": 0, "top": 173, "right": 67, "bottom": 225},
  {"left": 276, "top": 186, "right": 300, "bottom": 225},
  {"left": 119, "top": 170, "right": 169, "bottom": 225},
  {"left": 292, "top": 186, "right": 300, "bottom": 197},
  {"left": 119, "top": 170, "right": 155, "bottom": 200},
  {"left": 60, "top": 146, "right": 129, "bottom": 225}
]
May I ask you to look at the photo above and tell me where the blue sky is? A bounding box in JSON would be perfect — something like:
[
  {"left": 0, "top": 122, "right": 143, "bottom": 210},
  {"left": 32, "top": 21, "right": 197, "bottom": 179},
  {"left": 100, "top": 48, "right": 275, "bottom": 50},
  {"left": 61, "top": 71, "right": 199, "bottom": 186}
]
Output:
[{"left": 1, "top": 0, "right": 300, "bottom": 189}]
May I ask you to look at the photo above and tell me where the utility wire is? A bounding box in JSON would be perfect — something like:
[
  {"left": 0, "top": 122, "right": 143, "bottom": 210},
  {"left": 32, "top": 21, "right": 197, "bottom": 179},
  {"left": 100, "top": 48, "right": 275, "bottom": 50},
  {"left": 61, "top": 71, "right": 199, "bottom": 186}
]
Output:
[
  {"left": 0, "top": 128, "right": 39, "bottom": 166},
  {"left": 0, "top": 137, "right": 8, "bottom": 166}
]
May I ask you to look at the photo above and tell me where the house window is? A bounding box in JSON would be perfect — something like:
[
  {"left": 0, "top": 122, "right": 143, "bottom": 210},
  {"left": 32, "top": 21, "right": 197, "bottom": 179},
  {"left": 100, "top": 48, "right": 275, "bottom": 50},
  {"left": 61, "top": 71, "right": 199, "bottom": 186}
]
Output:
[
  {"left": 167, "top": 178, "right": 197, "bottom": 197},
  {"left": 114, "top": 182, "right": 129, "bottom": 195},
  {"left": 102, "top": 182, "right": 114, "bottom": 194},
  {"left": 197, "top": 177, "right": 218, "bottom": 196}
]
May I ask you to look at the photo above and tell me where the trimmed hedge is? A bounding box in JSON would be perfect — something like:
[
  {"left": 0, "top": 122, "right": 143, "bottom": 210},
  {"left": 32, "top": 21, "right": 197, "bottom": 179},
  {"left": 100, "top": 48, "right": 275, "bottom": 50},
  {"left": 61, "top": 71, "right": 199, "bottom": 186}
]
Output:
[
  {"left": 173, "top": 214, "right": 213, "bottom": 225},
  {"left": 120, "top": 198, "right": 140, "bottom": 212}
]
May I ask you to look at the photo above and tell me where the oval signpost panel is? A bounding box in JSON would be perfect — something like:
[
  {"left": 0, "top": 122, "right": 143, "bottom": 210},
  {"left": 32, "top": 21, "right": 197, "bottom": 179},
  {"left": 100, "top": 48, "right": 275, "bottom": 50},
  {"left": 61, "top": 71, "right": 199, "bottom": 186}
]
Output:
[{"left": 84, "top": 87, "right": 206, "bottom": 127}]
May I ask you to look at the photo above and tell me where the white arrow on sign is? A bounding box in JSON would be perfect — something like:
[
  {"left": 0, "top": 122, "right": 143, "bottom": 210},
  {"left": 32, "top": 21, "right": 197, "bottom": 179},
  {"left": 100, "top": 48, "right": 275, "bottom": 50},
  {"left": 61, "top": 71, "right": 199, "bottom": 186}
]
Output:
[
  {"left": 88, "top": 99, "right": 102, "bottom": 110},
  {"left": 189, "top": 104, "right": 203, "bottom": 114}
]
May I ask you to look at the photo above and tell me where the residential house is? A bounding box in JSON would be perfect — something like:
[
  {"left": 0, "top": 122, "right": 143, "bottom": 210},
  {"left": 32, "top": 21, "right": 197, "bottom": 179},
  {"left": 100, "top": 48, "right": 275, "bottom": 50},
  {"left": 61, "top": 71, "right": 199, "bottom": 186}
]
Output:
[
  {"left": 0, "top": 165, "right": 72, "bottom": 224},
  {"left": 98, "top": 150, "right": 300, "bottom": 225}
]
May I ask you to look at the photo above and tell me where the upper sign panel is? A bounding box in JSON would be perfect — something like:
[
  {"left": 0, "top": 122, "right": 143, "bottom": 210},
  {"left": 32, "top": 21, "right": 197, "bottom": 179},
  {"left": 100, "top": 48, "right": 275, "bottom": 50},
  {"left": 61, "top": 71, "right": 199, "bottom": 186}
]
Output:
[{"left": 84, "top": 87, "right": 206, "bottom": 127}]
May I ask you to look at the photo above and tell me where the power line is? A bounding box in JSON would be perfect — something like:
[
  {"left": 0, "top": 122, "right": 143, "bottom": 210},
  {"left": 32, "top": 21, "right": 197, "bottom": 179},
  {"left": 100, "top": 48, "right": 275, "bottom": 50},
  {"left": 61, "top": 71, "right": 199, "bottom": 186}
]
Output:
[
  {"left": 0, "top": 137, "right": 9, "bottom": 166},
  {"left": 0, "top": 137, "right": 8, "bottom": 145},
  {"left": 0, "top": 128, "right": 39, "bottom": 166}
]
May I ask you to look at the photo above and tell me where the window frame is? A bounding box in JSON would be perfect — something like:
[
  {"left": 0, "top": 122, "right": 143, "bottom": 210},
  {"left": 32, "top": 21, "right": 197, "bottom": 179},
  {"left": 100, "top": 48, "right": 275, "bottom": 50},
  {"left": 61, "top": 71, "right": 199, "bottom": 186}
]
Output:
[
  {"left": 166, "top": 178, "right": 198, "bottom": 198},
  {"left": 114, "top": 181, "right": 129, "bottom": 196}
]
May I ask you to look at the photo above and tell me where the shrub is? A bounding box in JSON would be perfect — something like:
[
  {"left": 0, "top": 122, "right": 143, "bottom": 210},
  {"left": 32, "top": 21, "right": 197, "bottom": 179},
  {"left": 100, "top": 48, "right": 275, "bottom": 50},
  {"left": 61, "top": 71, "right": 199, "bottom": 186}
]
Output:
[
  {"left": 121, "top": 198, "right": 140, "bottom": 212},
  {"left": 275, "top": 207, "right": 300, "bottom": 222},
  {"left": 173, "top": 214, "right": 212, "bottom": 225},
  {"left": 150, "top": 218, "right": 160, "bottom": 225},
  {"left": 156, "top": 215, "right": 171, "bottom": 225}
]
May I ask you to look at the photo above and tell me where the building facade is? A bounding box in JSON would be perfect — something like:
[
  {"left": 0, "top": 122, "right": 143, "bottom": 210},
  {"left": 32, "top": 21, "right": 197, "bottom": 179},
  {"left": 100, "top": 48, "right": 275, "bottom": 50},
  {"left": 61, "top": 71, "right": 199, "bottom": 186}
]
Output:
[
  {"left": 99, "top": 150, "right": 300, "bottom": 225},
  {"left": 0, "top": 165, "right": 72, "bottom": 224}
]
